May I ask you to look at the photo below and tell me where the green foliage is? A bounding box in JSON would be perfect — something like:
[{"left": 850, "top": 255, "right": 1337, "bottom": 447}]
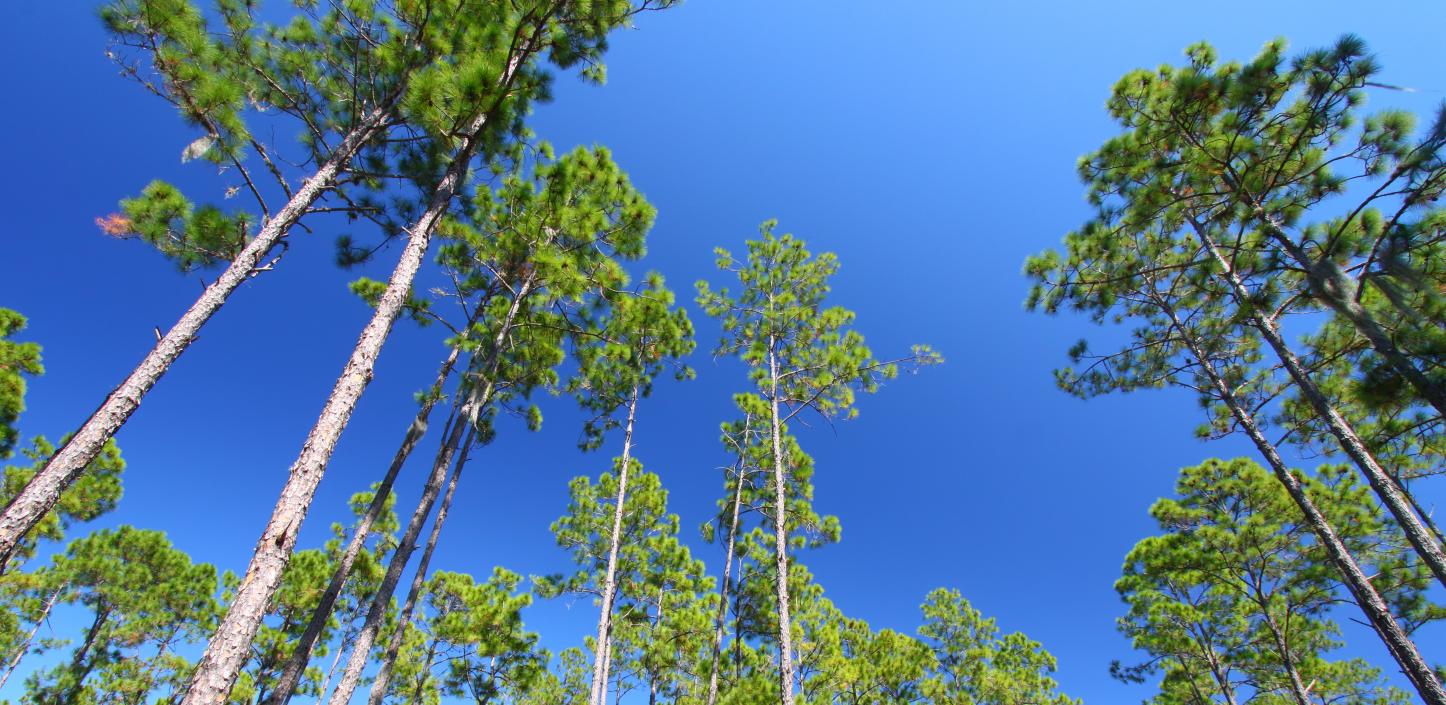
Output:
[
  {"left": 919, "top": 588, "right": 1077, "bottom": 705},
  {"left": 22, "top": 526, "right": 219, "bottom": 705},
  {"left": 698, "top": 222, "right": 939, "bottom": 424},
  {"left": 1114, "top": 458, "right": 1421, "bottom": 705},
  {"left": 109, "top": 180, "right": 252, "bottom": 272},
  {"left": 0, "top": 310, "right": 42, "bottom": 460}
]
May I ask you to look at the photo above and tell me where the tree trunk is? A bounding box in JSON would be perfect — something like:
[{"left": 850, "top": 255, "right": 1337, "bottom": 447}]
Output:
[
  {"left": 54, "top": 605, "right": 109, "bottom": 705},
  {"left": 178, "top": 80, "right": 521, "bottom": 703},
  {"left": 0, "top": 106, "right": 393, "bottom": 571},
  {"left": 1192, "top": 219, "right": 1446, "bottom": 589},
  {"left": 324, "top": 399, "right": 476, "bottom": 705},
  {"left": 0, "top": 586, "right": 60, "bottom": 691},
  {"left": 1261, "top": 610, "right": 1312, "bottom": 705},
  {"left": 767, "top": 344, "right": 797, "bottom": 705},
  {"left": 327, "top": 270, "right": 532, "bottom": 705},
  {"left": 648, "top": 584, "right": 664, "bottom": 705},
  {"left": 365, "top": 422, "right": 475, "bottom": 705},
  {"left": 705, "top": 419, "right": 751, "bottom": 705},
  {"left": 1161, "top": 297, "right": 1446, "bottom": 705},
  {"left": 261, "top": 345, "right": 464, "bottom": 705},
  {"left": 313, "top": 630, "right": 351, "bottom": 705},
  {"left": 590, "top": 387, "right": 641, "bottom": 705}
]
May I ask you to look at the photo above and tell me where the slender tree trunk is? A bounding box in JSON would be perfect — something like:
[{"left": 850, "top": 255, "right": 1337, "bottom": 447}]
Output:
[
  {"left": 0, "top": 587, "right": 60, "bottom": 691},
  {"left": 407, "top": 639, "right": 440, "bottom": 705},
  {"left": 766, "top": 344, "right": 797, "bottom": 705},
  {"left": 705, "top": 422, "right": 751, "bottom": 705},
  {"left": 0, "top": 106, "right": 393, "bottom": 571},
  {"left": 54, "top": 606, "right": 109, "bottom": 705},
  {"left": 733, "top": 557, "right": 743, "bottom": 676},
  {"left": 325, "top": 402, "right": 474, "bottom": 705},
  {"left": 327, "top": 268, "right": 532, "bottom": 705},
  {"left": 1192, "top": 219, "right": 1446, "bottom": 589},
  {"left": 365, "top": 423, "right": 476, "bottom": 705},
  {"left": 179, "top": 88, "right": 514, "bottom": 705},
  {"left": 590, "top": 387, "right": 641, "bottom": 705},
  {"left": 261, "top": 345, "right": 464, "bottom": 705},
  {"left": 648, "top": 584, "right": 664, "bottom": 705},
  {"left": 1161, "top": 298, "right": 1446, "bottom": 705},
  {"left": 1256, "top": 216, "right": 1446, "bottom": 420},
  {"left": 1260, "top": 610, "right": 1312, "bottom": 705},
  {"left": 313, "top": 630, "right": 352, "bottom": 705}
]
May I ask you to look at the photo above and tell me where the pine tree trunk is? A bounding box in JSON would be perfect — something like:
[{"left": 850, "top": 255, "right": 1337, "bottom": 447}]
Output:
[
  {"left": 324, "top": 407, "right": 471, "bottom": 705},
  {"left": 705, "top": 421, "right": 751, "bottom": 705},
  {"left": 313, "top": 630, "right": 351, "bottom": 705},
  {"left": 590, "top": 387, "right": 641, "bottom": 705},
  {"left": 1260, "top": 610, "right": 1312, "bottom": 705},
  {"left": 1191, "top": 219, "right": 1446, "bottom": 589},
  {"left": 261, "top": 345, "right": 464, "bottom": 705},
  {"left": 648, "top": 584, "right": 664, "bottom": 705},
  {"left": 327, "top": 271, "right": 531, "bottom": 705},
  {"left": 0, "top": 587, "right": 60, "bottom": 691},
  {"left": 0, "top": 107, "right": 393, "bottom": 571},
  {"left": 1161, "top": 296, "right": 1446, "bottom": 705},
  {"left": 178, "top": 78, "right": 523, "bottom": 703},
  {"left": 55, "top": 605, "right": 110, "bottom": 705},
  {"left": 767, "top": 344, "right": 797, "bottom": 705},
  {"left": 365, "top": 423, "right": 475, "bottom": 705},
  {"left": 1255, "top": 214, "right": 1446, "bottom": 420}
]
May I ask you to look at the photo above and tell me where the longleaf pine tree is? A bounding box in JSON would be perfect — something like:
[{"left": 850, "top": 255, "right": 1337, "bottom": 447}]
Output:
[
  {"left": 697, "top": 222, "right": 939, "bottom": 705},
  {"left": 0, "top": 0, "right": 434, "bottom": 561},
  {"left": 1025, "top": 37, "right": 1446, "bottom": 705},
  {"left": 181, "top": 3, "right": 675, "bottom": 701}
]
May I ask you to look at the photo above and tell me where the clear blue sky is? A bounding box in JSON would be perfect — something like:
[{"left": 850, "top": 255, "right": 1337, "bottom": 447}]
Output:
[{"left": 2, "top": 1, "right": 1445, "bottom": 702}]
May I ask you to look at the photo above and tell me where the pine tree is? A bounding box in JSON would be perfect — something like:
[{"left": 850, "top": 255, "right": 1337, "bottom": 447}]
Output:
[
  {"left": 697, "top": 222, "right": 939, "bottom": 705},
  {"left": 0, "top": 0, "right": 433, "bottom": 562},
  {"left": 180, "top": 2, "right": 676, "bottom": 699},
  {"left": 22, "top": 526, "right": 218, "bottom": 705},
  {"left": 1024, "top": 38, "right": 1446, "bottom": 705},
  {"left": 918, "top": 588, "right": 1078, "bottom": 705},
  {"left": 1048, "top": 36, "right": 1446, "bottom": 590},
  {"left": 562, "top": 272, "right": 694, "bottom": 705},
  {"left": 1114, "top": 458, "right": 1421, "bottom": 705}
]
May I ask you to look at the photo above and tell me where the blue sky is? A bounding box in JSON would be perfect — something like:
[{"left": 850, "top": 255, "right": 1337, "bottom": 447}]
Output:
[{"left": 3, "top": 1, "right": 1446, "bottom": 702}]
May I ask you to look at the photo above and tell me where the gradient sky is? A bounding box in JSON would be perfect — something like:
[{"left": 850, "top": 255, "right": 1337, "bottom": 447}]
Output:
[{"left": 3, "top": 1, "right": 1446, "bottom": 703}]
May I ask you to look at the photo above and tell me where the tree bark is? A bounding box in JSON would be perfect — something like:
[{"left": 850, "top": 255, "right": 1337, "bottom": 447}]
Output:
[
  {"left": 0, "top": 587, "right": 60, "bottom": 691},
  {"left": 705, "top": 419, "right": 751, "bottom": 705},
  {"left": 0, "top": 106, "right": 393, "bottom": 571},
  {"left": 261, "top": 345, "right": 464, "bottom": 705},
  {"left": 1191, "top": 218, "right": 1446, "bottom": 589},
  {"left": 589, "top": 387, "right": 641, "bottom": 705},
  {"left": 365, "top": 422, "right": 475, "bottom": 705},
  {"left": 767, "top": 344, "right": 797, "bottom": 705},
  {"left": 1160, "top": 297, "right": 1446, "bottom": 705}
]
